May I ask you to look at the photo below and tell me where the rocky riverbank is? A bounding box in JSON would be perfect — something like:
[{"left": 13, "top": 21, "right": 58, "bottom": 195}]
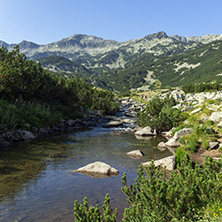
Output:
[{"left": 0, "top": 97, "right": 144, "bottom": 150}]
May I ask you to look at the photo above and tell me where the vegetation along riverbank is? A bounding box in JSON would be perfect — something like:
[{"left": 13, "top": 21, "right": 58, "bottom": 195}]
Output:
[
  {"left": 74, "top": 88, "right": 222, "bottom": 221},
  {"left": 0, "top": 46, "right": 119, "bottom": 149},
  {"left": 1, "top": 45, "right": 222, "bottom": 221}
]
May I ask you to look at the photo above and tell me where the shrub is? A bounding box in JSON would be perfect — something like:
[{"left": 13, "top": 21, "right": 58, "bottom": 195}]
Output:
[
  {"left": 74, "top": 154, "right": 222, "bottom": 221},
  {"left": 0, "top": 45, "right": 119, "bottom": 129},
  {"left": 137, "top": 94, "right": 188, "bottom": 133},
  {"left": 74, "top": 194, "right": 117, "bottom": 222},
  {"left": 179, "top": 134, "right": 199, "bottom": 153}
]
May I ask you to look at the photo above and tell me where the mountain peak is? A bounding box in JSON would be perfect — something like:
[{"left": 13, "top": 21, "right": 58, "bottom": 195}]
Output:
[
  {"left": 18, "top": 40, "right": 40, "bottom": 50},
  {"left": 144, "top": 31, "right": 168, "bottom": 41}
]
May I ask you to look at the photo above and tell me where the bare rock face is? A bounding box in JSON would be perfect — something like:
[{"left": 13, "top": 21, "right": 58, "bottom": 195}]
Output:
[
  {"left": 127, "top": 150, "right": 144, "bottom": 158},
  {"left": 142, "top": 156, "right": 176, "bottom": 171},
  {"left": 74, "top": 161, "right": 119, "bottom": 176}
]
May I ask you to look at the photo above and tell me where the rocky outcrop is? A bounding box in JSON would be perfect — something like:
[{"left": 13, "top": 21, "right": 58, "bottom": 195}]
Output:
[
  {"left": 142, "top": 156, "right": 176, "bottom": 171},
  {"left": 74, "top": 161, "right": 119, "bottom": 176}
]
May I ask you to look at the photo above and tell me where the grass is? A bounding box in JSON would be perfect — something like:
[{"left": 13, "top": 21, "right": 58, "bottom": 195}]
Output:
[{"left": 0, "top": 99, "right": 83, "bottom": 130}]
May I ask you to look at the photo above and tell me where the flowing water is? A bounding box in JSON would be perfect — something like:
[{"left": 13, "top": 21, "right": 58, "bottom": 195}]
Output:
[{"left": 0, "top": 127, "right": 171, "bottom": 221}]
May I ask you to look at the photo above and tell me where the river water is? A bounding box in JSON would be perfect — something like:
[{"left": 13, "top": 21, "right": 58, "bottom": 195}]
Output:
[{"left": 0, "top": 126, "right": 171, "bottom": 221}]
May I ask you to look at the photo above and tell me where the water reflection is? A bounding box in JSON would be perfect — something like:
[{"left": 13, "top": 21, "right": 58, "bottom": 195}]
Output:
[{"left": 0, "top": 127, "right": 171, "bottom": 222}]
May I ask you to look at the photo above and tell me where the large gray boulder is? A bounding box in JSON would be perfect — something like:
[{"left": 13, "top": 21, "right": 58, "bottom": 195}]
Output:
[
  {"left": 142, "top": 156, "right": 176, "bottom": 171},
  {"left": 135, "top": 126, "right": 156, "bottom": 136},
  {"left": 74, "top": 161, "right": 119, "bottom": 176}
]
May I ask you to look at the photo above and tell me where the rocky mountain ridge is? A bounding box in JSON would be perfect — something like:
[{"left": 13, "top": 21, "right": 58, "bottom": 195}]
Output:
[{"left": 1, "top": 31, "right": 222, "bottom": 73}]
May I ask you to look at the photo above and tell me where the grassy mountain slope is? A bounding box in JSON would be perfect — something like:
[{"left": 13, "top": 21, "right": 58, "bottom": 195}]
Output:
[
  {"left": 36, "top": 55, "right": 92, "bottom": 76},
  {"left": 1, "top": 32, "right": 203, "bottom": 74},
  {"left": 90, "top": 40, "right": 222, "bottom": 93}
]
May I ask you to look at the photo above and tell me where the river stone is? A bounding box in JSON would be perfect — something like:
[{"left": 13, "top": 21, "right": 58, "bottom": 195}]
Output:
[
  {"left": 123, "top": 118, "right": 137, "bottom": 124},
  {"left": 127, "top": 150, "right": 144, "bottom": 158},
  {"left": 67, "top": 119, "right": 76, "bottom": 126},
  {"left": 126, "top": 111, "right": 138, "bottom": 118},
  {"left": 165, "top": 138, "right": 180, "bottom": 147},
  {"left": 74, "top": 161, "right": 119, "bottom": 175},
  {"left": 135, "top": 126, "right": 156, "bottom": 136},
  {"left": 103, "top": 120, "right": 123, "bottom": 127},
  {"left": 157, "top": 142, "right": 167, "bottom": 148},
  {"left": 142, "top": 156, "right": 176, "bottom": 171},
  {"left": 162, "top": 127, "right": 176, "bottom": 138}
]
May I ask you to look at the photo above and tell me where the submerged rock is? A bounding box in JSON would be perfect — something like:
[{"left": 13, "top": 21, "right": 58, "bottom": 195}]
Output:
[{"left": 74, "top": 161, "right": 119, "bottom": 176}]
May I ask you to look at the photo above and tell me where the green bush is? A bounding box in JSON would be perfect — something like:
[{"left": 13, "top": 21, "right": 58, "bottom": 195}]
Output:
[
  {"left": 74, "top": 154, "right": 222, "bottom": 221},
  {"left": 0, "top": 46, "right": 119, "bottom": 129},
  {"left": 74, "top": 194, "right": 117, "bottom": 222},
  {"left": 137, "top": 95, "right": 187, "bottom": 133},
  {"left": 175, "top": 147, "right": 189, "bottom": 163}
]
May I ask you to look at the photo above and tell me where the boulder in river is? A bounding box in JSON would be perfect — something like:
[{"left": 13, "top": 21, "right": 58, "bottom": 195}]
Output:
[
  {"left": 127, "top": 150, "right": 144, "bottom": 158},
  {"left": 74, "top": 161, "right": 119, "bottom": 176},
  {"left": 135, "top": 126, "right": 156, "bottom": 136},
  {"left": 165, "top": 138, "right": 180, "bottom": 147}
]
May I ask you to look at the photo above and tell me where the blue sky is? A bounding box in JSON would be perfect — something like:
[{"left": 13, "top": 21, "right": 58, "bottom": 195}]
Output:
[{"left": 1, "top": 0, "right": 222, "bottom": 44}]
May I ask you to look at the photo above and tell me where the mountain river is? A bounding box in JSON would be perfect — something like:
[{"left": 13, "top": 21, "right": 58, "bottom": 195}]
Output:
[{"left": 0, "top": 122, "right": 172, "bottom": 221}]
